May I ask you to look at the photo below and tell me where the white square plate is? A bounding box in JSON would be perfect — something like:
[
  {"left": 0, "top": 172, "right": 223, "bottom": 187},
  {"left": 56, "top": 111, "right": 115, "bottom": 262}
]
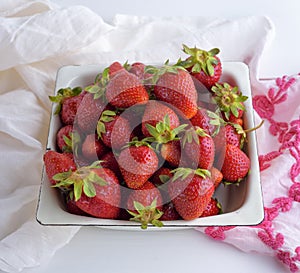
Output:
[{"left": 36, "top": 62, "right": 264, "bottom": 229}]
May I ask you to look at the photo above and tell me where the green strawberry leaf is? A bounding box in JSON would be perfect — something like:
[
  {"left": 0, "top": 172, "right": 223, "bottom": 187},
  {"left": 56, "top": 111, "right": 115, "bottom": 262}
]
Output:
[
  {"left": 74, "top": 180, "right": 83, "bottom": 201},
  {"left": 208, "top": 48, "right": 220, "bottom": 56},
  {"left": 90, "top": 160, "right": 102, "bottom": 168},
  {"left": 191, "top": 62, "right": 201, "bottom": 73},
  {"left": 195, "top": 168, "right": 211, "bottom": 179},
  {"left": 206, "top": 61, "right": 214, "bottom": 76},
  {"left": 172, "top": 124, "right": 188, "bottom": 136},
  {"left": 145, "top": 124, "right": 160, "bottom": 138},
  {"left": 52, "top": 170, "right": 72, "bottom": 181},
  {"left": 91, "top": 173, "right": 107, "bottom": 186},
  {"left": 85, "top": 85, "right": 101, "bottom": 94},
  {"left": 159, "top": 174, "right": 171, "bottom": 183},
  {"left": 230, "top": 105, "right": 239, "bottom": 118},
  {"left": 97, "top": 121, "right": 106, "bottom": 138},
  {"left": 152, "top": 218, "right": 164, "bottom": 227},
  {"left": 171, "top": 167, "right": 194, "bottom": 181},
  {"left": 83, "top": 179, "right": 96, "bottom": 198}
]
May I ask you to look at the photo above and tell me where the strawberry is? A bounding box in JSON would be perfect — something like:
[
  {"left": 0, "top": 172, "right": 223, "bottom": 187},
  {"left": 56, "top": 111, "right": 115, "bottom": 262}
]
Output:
[
  {"left": 49, "top": 86, "right": 82, "bottom": 116},
  {"left": 56, "top": 125, "right": 73, "bottom": 152},
  {"left": 141, "top": 111, "right": 187, "bottom": 168},
  {"left": 128, "top": 62, "right": 151, "bottom": 81},
  {"left": 118, "top": 144, "right": 159, "bottom": 189},
  {"left": 65, "top": 192, "right": 88, "bottom": 216},
  {"left": 108, "top": 61, "right": 125, "bottom": 78},
  {"left": 160, "top": 202, "right": 181, "bottom": 221},
  {"left": 168, "top": 168, "right": 214, "bottom": 220},
  {"left": 75, "top": 167, "right": 121, "bottom": 219},
  {"left": 211, "top": 166, "right": 223, "bottom": 188},
  {"left": 147, "top": 64, "right": 198, "bottom": 119},
  {"left": 53, "top": 162, "right": 121, "bottom": 219},
  {"left": 212, "top": 125, "right": 227, "bottom": 170},
  {"left": 99, "top": 151, "right": 122, "bottom": 180},
  {"left": 60, "top": 91, "right": 85, "bottom": 125},
  {"left": 200, "top": 197, "right": 222, "bottom": 217},
  {"left": 221, "top": 144, "right": 250, "bottom": 182},
  {"left": 150, "top": 167, "right": 173, "bottom": 186},
  {"left": 126, "top": 181, "right": 163, "bottom": 229},
  {"left": 126, "top": 181, "right": 163, "bottom": 211},
  {"left": 56, "top": 125, "right": 81, "bottom": 155},
  {"left": 75, "top": 92, "right": 107, "bottom": 133},
  {"left": 160, "top": 140, "right": 181, "bottom": 167},
  {"left": 211, "top": 82, "right": 248, "bottom": 121},
  {"left": 81, "top": 134, "right": 107, "bottom": 161},
  {"left": 228, "top": 116, "right": 243, "bottom": 126},
  {"left": 150, "top": 167, "right": 173, "bottom": 203},
  {"left": 142, "top": 100, "right": 180, "bottom": 137},
  {"left": 225, "top": 123, "right": 242, "bottom": 147},
  {"left": 97, "top": 110, "right": 131, "bottom": 151},
  {"left": 182, "top": 127, "right": 215, "bottom": 170},
  {"left": 190, "top": 107, "right": 215, "bottom": 135},
  {"left": 106, "top": 70, "right": 149, "bottom": 108},
  {"left": 179, "top": 45, "right": 222, "bottom": 89},
  {"left": 43, "top": 150, "right": 76, "bottom": 185}
]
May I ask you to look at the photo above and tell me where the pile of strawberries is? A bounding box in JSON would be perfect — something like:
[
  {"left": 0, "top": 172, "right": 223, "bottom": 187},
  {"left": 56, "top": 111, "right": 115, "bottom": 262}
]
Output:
[{"left": 43, "top": 45, "right": 254, "bottom": 229}]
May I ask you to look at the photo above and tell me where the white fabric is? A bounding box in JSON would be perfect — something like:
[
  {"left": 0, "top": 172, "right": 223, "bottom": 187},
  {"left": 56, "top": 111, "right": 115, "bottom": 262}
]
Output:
[{"left": 0, "top": 1, "right": 274, "bottom": 272}]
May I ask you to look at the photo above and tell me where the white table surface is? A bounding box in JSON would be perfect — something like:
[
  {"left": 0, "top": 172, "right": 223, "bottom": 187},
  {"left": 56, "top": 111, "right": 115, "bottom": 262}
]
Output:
[{"left": 7, "top": 1, "right": 300, "bottom": 273}]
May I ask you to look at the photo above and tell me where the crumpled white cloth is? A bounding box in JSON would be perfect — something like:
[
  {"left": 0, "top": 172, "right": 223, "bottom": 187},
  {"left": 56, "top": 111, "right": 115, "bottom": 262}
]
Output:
[{"left": 0, "top": 1, "right": 279, "bottom": 272}]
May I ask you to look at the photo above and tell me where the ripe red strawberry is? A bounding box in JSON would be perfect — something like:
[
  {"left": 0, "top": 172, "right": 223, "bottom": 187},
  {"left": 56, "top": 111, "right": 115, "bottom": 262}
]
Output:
[
  {"left": 229, "top": 116, "right": 243, "bottom": 126},
  {"left": 99, "top": 151, "right": 122, "bottom": 180},
  {"left": 126, "top": 181, "right": 163, "bottom": 211},
  {"left": 212, "top": 126, "right": 226, "bottom": 170},
  {"left": 150, "top": 167, "right": 173, "bottom": 186},
  {"left": 200, "top": 197, "right": 222, "bottom": 217},
  {"left": 142, "top": 100, "right": 180, "bottom": 137},
  {"left": 81, "top": 134, "right": 107, "bottom": 161},
  {"left": 126, "top": 181, "right": 163, "bottom": 229},
  {"left": 108, "top": 61, "right": 125, "bottom": 78},
  {"left": 179, "top": 45, "right": 222, "bottom": 89},
  {"left": 106, "top": 70, "right": 149, "bottom": 108},
  {"left": 128, "top": 62, "right": 152, "bottom": 81},
  {"left": 43, "top": 150, "right": 76, "bottom": 185},
  {"left": 190, "top": 107, "right": 215, "bottom": 135},
  {"left": 152, "top": 66, "right": 198, "bottom": 119},
  {"left": 53, "top": 162, "right": 121, "bottom": 219},
  {"left": 160, "top": 140, "right": 181, "bottom": 167},
  {"left": 168, "top": 168, "right": 215, "bottom": 220},
  {"left": 150, "top": 167, "right": 173, "bottom": 203},
  {"left": 160, "top": 202, "right": 181, "bottom": 221},
  {"left": 221, "top": 144, "right": 250, "bottom": 182},
  {"left": 56, "top": 125, "right": 73, "bottom": 152},
  {"left": 56, "top": 125, "right": 81, "bottom": 155},
  {"left": 97, "top": 111, "right": 131, "bottom": 151},
  {"left": 211, "top": 82, "right": 247, "bottom": 121},
  {"left": 75, "top": 92, "right": 107, "bottom": 133},
  {"left": 65, "top": 192, "right": 88, "bottom": 216},
  {"left": 60, "top": 91, "right": 85, "bottom": 125},
  {"left": 182, "top": 127, "right": 215, "bottom": 170},
  {"left": 211, "top": 166, "right": 223, "bottom": 188},
  {"left": 225, "top": 123, "right": 242, "bottom": 147},
  {"left": 118, "top": 145, "right": 159, "bottom": 189},
  {"left": 74, "top": 167, "right": 121, "bottom": 219},
  {"left": 49, "top": 86, "right": 82, "bottom": 116}
]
